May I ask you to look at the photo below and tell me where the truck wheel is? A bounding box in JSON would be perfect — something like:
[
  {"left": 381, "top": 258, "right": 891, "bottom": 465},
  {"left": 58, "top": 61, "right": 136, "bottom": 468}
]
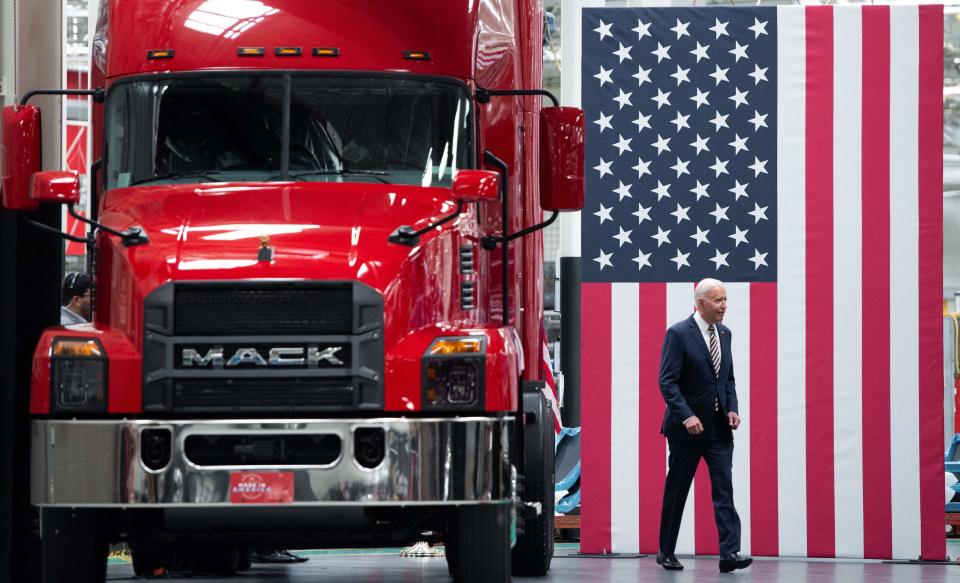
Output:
[
  {"left": 41, "top": 508, "right": 108, "bottom": 582},
  {"left": 511, "top": 393, "right": 555, "bottom": 576},
  {"left": 450, "top": 503, "right": 510, "bottom": 583},
  {"left": 129, "top": 540, "right": 174, "bottom": 577}
]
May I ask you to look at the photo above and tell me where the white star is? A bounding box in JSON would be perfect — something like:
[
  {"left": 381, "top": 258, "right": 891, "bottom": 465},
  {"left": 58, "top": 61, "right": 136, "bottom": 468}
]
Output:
[
  {"left": 630, "top": 204, "right": 653, "bottom": 224},
  {"left": 749, "top": 248, "right": 769, "bottom": 270},
  {"left": 748, "top": 156, "right": 768, "bottom": 177},
  {"left": 690, "top": 42, "right": 710, "bottom": 62},
  {"left": 633, "top": 203, "right": 652, "bottom": 224},
  {"left": 671, "top": 249, "right": 691, "bottom": 270},
  {"left": 594, "top": 66, "right": 613, "bottom": 86},
  {"left": 671, "top": 18, "right": 691, "bottom": 39},
  {"left": 709, "top": 65, "right": 730, "bottom": 86},
  {"left": 749, "top": 64, "right": 769, "bottom": 85},
  {"left": 709, "top": 248, "right": 730, "bottom": 270},
  {"left": 671, "top": 65, "right": 691, "bottom": 86},
  {"left": 729, "top": 225, "right": 750, "bottom": 247},
  {"left": 613, "top": 88, "right": 633, "bottom": 110},
  {"left": 613, "top": 180, "right": 633, "bottom": 201},
  {"left": 613, "top": 42, "right": 633, "bottom": 63},
  {"left": 690, "top": 180, "right": 710, "bottom": 200},
  {"left": 690, "top": 134, "right": 710, "bottom": 155},
  {"left": 594, "top": 112, "right": 613, "bottom": 133},
  {"left": 671, "top": 157, "right": 690, "bottom": 177},
  {"left": 632, "top": 19, "right": 652, "bottom": 40},
  {"left": 633, "top": 249, "right": 652, "bottom": 270},
  {"left": 633, "top": 65, "right": 652, "bottom": 87},
  {"left": 709, "top": 18, "right": 729, "bottom": 39},
  {"left": 729, "top": 41, "right": 750, "bottom": 62},
  {"left": 651, "top": 88, "right": 672, "bottom": 110},
  {"left": 709, "top": 203, "right": 730, "bottom": 224},
  {"left": 651, "top": 134, "right": 671, "bottom": 155},
  {"left": 670, "top": 203, "right": 691, "bottom": 224},
  {"left": 748, "top": 18, "right": 769, "bottom": 39},
  {"left": 709, "top": 111, "right": 729, "bottom": 132},
  {"left": 652, "top": 42, "right": 671, "bottom": 63},
  {"left": 651, "top": 226, "right": 671, "bottom": 247},
  {"left": 613, "top": 226, "right": 633, "bottom": 247},
  {"left": 728, "top": 134, "right": 749, "bottom": 155},
  {"left": 632, "top": 157, "right": 652, "bottom": 178},
  {"left": 690, "top": 87, "right": 710, "bottom": 109},
  {"left": 670, "top": 111, "right": 690, "bottom": 133},
  {"left": 594, "top": 203, "right": 613, "bottom": 224},
  {"left": 729, "top": 87, "right": 749, "bottom": 109},
  {"left": 613, "top": 134, "right": 633, "bottom": 156},
  {"left": 749, "top": 110, "right": 769, "bottom": 132},
  {"left": 690, "top": 225, "right": 710, "bottom": 247},
  {"left": 594, "top": 158, "right": 613, "bottom": 178},
  {"left": 633, "top": 111, "right": 652, "bottom": 133},
  {"left": 709, "top": 156, "right": 729, "bottom": 177},
  {"left": 594, "top": 249, "right": 613, "bottom": 270},
  {"left": 594, "top": 19, "right": 613, "bottom": 41},
  {"left": 651, "top": 180, "right": 671, "bottom": 200},
  {"left": 728, "top": 180, "right": 749, "bottom": 200},
  {"left": 748, "top": 202, "right": 769, "bottom": 223}
]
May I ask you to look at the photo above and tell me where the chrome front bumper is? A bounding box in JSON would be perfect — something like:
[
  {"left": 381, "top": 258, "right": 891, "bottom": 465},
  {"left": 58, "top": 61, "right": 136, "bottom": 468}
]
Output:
[{"left": 31, "top": 417, "right": 512, "bottom": 507}]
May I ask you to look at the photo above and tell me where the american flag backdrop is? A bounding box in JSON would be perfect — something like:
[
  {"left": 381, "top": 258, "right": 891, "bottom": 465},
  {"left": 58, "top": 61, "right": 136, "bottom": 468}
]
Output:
[{"left": 579, "top": 5, "right": 944, "bottom": 561}]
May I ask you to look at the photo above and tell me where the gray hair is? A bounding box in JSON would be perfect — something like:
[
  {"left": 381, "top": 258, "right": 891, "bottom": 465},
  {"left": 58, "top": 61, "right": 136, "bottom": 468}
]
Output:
[{"left": 694, "top": 278, "right": 724, "bottom": 303}]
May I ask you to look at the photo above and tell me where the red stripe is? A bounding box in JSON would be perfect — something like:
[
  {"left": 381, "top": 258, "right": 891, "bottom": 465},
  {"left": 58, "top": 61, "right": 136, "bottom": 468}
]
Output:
[
  {"left": 860, "top": 6, "right": 893, "bottom": 560},
  {"left": 804, "top": 6, "right": 836, "bottom": 559},
  {"left": 749, "top": 283, "right": 778, "bottom": 556},
  {"left": 580, "top": 283, "right": 612, "bottom": 553},
  {"left": 918, "top": 4, "right": 946, "bottom": 562},
  {"left": 638, "top": 284, "right": 666, "bottom": 553}
]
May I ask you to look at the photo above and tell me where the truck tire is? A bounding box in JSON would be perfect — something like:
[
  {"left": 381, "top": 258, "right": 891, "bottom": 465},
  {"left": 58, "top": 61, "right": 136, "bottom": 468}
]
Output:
[
  {"left": 41, "top": 508, "right": 108, "bottom": 583},
  {"left": 449, "top": 503, "right": 510, "bottom": 583},
  {"left": 511, "top": 392, "right": 555, "bottom": 576},
  {"left": 129, "top": 540, "right": 174, "bottom": 577}
]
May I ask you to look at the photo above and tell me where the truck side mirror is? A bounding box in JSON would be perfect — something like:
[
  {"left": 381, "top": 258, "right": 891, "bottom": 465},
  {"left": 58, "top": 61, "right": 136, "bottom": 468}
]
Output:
[
  {"left": 452, "top": 169, "right": 499, "bottom": 202},
  {"left": 32, "top": 171, "right": 80, "bottom": 205},
  {"left": 539, "top": 106, "right": 585, "bottom": 212},
  {"left": 1, "top": 105, "right": 42, "bottom": 210}
]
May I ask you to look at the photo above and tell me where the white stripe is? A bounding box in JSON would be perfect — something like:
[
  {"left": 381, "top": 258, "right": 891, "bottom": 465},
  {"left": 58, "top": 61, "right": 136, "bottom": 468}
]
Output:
[
  {"left": 666, "top": 282, "right": 696, "bottom": 555},
  {"left": 724, "top": 282, "right": 751, "bottom": 556},
  {"left": 776, "top": 5, "right": 808, "bottom": 558},
  {"left": 610, "top": 283, "right": 640, "bottom": 553},
  {"left": 889, "top": 6, "right": 922, "bottom": 561},
  {"left": 832, "top": 7, "right": 865, "bottom": 559}
]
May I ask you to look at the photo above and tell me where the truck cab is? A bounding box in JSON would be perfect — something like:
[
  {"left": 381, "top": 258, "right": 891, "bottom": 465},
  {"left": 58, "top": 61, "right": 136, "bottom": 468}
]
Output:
[{"left": 0, "top": 1, "right": 583, "bottom": 581}]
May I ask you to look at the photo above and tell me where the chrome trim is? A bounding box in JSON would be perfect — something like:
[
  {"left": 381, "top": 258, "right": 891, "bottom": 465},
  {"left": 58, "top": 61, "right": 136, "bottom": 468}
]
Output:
[{"left": 32, "top": 417, "right": 512, "bottom": 507}]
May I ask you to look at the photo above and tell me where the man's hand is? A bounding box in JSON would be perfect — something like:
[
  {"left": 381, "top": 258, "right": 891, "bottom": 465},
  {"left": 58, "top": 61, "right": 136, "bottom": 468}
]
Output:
[
  {"left": 683, "top": 416, "right": 703, "bottom": 435},
  {"left": 728, "top": 412, "right": 741, "bottom": 430}
]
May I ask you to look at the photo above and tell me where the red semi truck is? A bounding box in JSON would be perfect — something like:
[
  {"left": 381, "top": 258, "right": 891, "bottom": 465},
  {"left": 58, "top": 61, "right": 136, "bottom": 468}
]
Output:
[{"left": 0, "top": 1, "right": 584, "bottom": 581}]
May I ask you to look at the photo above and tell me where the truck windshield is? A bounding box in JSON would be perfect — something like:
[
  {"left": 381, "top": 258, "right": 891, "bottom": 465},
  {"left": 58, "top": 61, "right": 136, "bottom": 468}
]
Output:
[{"left": 104, "top": 74, "right": 473, "bottom": 189}]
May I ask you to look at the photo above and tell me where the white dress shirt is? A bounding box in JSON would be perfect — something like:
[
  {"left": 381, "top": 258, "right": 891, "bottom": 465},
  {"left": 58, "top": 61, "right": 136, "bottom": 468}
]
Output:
[{"left": 693, "top": 310, "right": 721, "bottom": 368}]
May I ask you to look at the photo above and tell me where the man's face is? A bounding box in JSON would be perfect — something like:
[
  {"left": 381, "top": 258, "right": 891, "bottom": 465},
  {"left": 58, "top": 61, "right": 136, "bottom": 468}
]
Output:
[
  {"left": 76, "top": 289, "right": 92, "bottom": 320},
  {"left": 697, "top": 285, "right": 727, "bottom": 324}
]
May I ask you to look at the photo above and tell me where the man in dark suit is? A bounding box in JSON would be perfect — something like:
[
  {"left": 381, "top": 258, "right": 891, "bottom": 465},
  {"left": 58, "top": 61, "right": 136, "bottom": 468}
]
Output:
[{"left": 656, "top": 278, "right": 751, "bottom": 573}]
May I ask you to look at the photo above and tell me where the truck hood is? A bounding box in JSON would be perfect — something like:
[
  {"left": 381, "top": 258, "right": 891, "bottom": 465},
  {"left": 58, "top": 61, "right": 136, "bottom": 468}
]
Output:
[{"left": 98, "top": 182, "right": 462, "bottom": 293}]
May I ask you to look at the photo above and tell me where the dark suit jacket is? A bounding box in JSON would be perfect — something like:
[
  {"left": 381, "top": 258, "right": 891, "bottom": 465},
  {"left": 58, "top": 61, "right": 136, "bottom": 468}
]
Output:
[{"left": 659, "top": 315, "right": 738, "bottom": 440}]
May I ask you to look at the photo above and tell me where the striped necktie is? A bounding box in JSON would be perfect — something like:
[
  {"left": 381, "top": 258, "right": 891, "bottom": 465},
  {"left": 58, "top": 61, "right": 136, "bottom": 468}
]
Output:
[{"left": 709, "top": 324, "right": 720, "bottom": 412}]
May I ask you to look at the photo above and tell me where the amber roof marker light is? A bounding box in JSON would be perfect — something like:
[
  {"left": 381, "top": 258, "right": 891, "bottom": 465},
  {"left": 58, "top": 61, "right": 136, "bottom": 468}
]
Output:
[
  {"left": 275, "top": 47, "right": 302, "bottom": 57},
  {"left": 312, "top": 47, "right": 340, "bottom": 57},
  {"left": 403, "top": 50, "right": 431, "bottom": 61},
  {"left": 237, "top": 47, "right": 266, "bottom": 57},
  {"left": 147, "top": 49, "right": 175, "bottom": 59}
]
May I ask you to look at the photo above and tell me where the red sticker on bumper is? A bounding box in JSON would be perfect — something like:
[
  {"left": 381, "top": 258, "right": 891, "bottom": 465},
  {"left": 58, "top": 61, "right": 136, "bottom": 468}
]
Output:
[{"left": 229, "top": 471, "right": 294, "bottom": 504}]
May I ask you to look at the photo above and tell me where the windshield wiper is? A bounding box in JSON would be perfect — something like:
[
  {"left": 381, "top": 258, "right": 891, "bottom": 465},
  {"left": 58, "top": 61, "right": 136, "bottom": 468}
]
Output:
[
  {"left": 130, "top": 170, "right": 229, "bottom": 186},
  {"left": 267, "top": 170, "right": 390, "bottom": 184}
]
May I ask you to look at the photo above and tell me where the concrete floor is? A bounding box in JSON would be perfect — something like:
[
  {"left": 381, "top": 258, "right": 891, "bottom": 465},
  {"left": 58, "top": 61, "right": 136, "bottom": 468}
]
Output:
[{"left": 104, "top": 542, "right": 960, "bottom": 582}]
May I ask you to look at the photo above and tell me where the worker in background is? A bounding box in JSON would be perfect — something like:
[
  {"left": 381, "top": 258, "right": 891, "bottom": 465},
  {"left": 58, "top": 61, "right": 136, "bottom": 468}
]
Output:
[{"left": 61, "top": 272, "right": 92, "bottom": 325}]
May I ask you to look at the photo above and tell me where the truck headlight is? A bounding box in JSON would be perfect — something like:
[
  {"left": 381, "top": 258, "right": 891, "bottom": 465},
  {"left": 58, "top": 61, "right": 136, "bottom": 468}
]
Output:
[
  {"left": 51, "top": 338, "right": 107, "bottom": 412},
  {"left": 422, "top": 337, "right": 485, "bottom": 410}
]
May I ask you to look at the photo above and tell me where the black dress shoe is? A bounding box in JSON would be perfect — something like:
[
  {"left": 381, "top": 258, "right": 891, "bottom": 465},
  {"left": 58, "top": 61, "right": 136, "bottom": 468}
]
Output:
[
  {"left": 252, "top": 550, "right": 300, "bottom": 564},
  {"left": 719, "top": 554, "right": 753, "bottom": 573},
  {"left": 278, "top": 550, "right": 309, "bottom": 563},
  {"left": 656, "top": 552, "right": 684, "bottom": 571}
]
